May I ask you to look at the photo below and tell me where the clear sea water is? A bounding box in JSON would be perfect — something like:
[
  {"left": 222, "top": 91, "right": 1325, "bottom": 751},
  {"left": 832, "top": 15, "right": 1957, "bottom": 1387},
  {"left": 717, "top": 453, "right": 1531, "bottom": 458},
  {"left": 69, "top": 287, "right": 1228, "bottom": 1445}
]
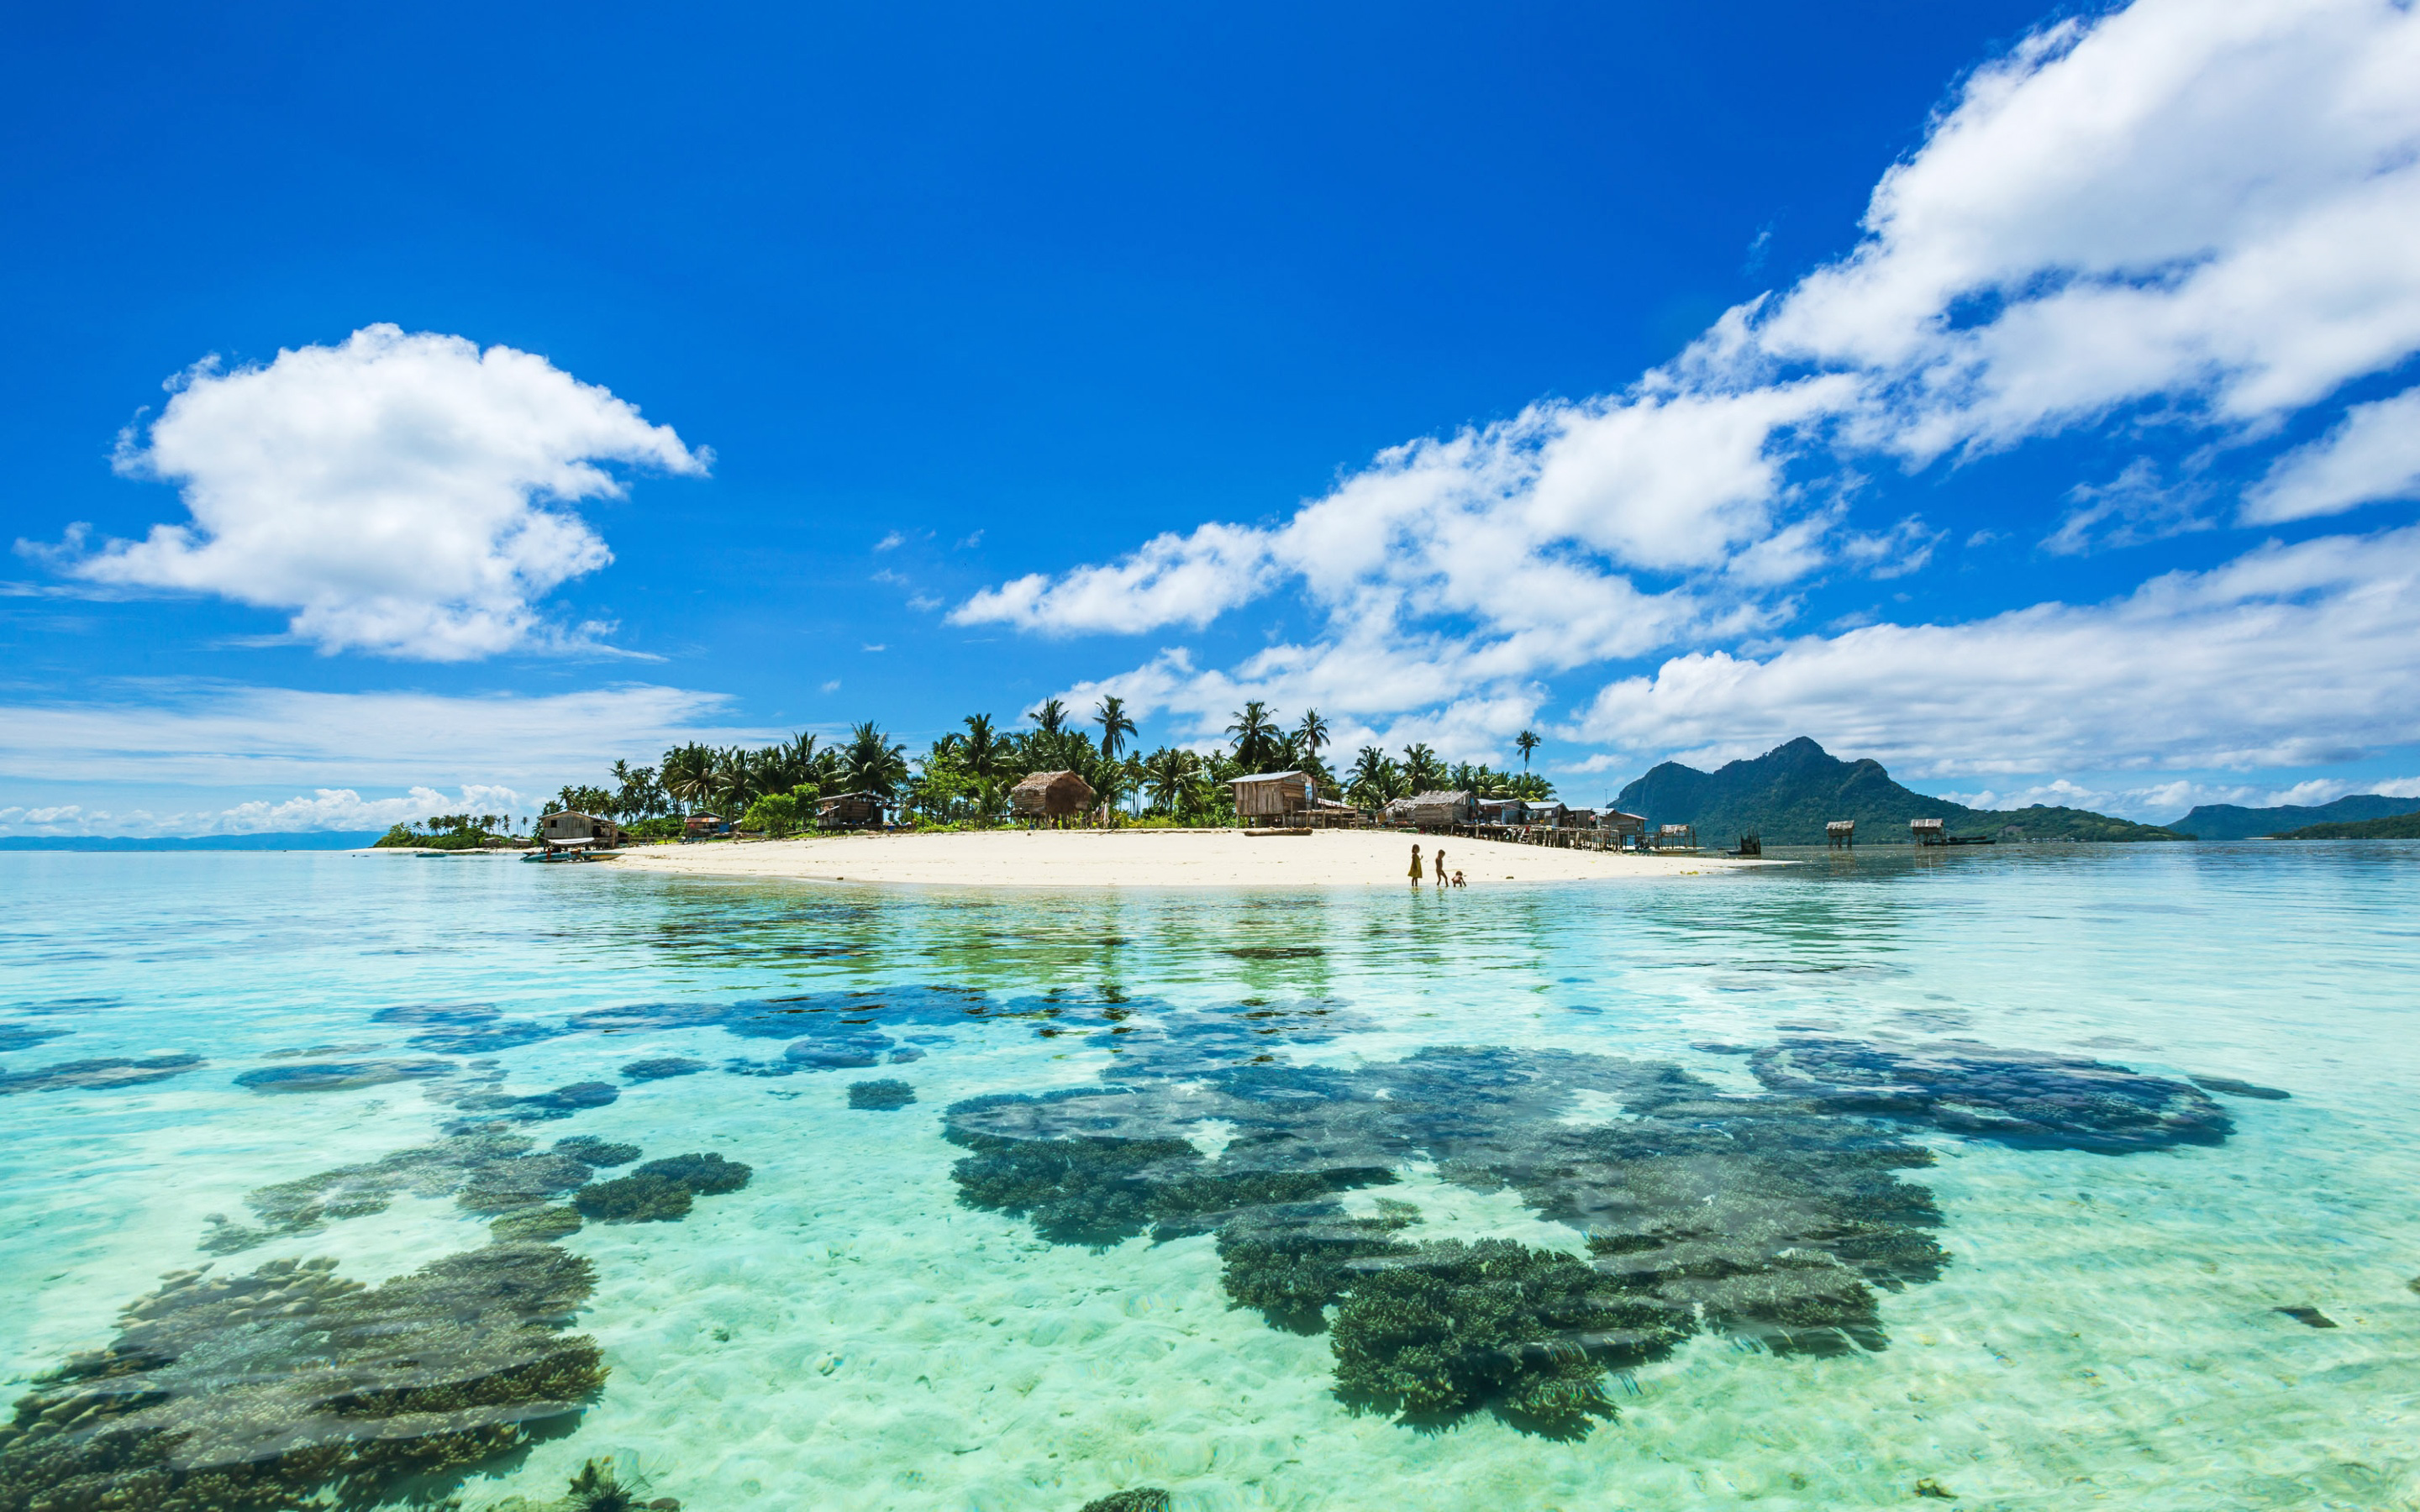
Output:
[{"left": 2, "top": 844, "right": 2416, "bottom": 1511}]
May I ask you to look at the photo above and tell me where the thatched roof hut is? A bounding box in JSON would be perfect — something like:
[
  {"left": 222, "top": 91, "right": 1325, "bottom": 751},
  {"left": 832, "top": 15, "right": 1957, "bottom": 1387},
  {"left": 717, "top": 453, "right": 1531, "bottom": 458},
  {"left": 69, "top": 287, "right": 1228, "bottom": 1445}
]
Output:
[
  {"left": 1010, "top": 769, "right": 1095, "bottom": 822},
  {"left": 1911, "top": 816, "right": 1947, "bottom": 847},
  {"left": 1402, "top": 790, "right": 1474, "bottom": 827},
  {"left": 1231, "top": 770, "right": 1315, "bottom": 821}
]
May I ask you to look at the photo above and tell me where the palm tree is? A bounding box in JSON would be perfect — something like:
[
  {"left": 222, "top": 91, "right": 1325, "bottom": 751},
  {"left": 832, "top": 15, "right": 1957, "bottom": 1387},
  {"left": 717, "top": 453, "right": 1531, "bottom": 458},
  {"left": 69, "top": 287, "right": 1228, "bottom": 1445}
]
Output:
[
  {"left": 841, "top": 721, "right": 910, "bottom": 798},
  {"left": 1348, "top": 746, "right": 1396, "bottom": 808},
  {"left": 1515, "top": 729, "right": 1541, "bottom": 770},
  {"left": 1144, "top": 747, "right": 1197, "bottom": 816},
  {"left": 1094, "top": 696, "right": 1136, "bottom": 762},
  {"left": 660, "top": 743, "right": 713, "bottom": 815},
  {"left": 1295, "top": 709, "right": 1330, "bottom": 768},
  {"left": 961, "top": 713, "right": 1001, "bottom": 779},
  {"left": 1032, "top": 698, "right": 1068, "bottom": 737},
  {"left": 1400, "top": 742, "right": 1443, "bottom": 793},
  {"left": 1226, "top": 701, "right": 1277, "bottom": 772}
]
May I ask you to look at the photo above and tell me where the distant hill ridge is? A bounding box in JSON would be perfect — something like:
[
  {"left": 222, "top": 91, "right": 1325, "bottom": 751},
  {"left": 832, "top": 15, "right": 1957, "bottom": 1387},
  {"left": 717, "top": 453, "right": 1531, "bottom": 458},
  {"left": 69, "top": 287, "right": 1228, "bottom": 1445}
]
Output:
[
  {"left": 2270, "top": 811, "right": 2420, "bottom": 840},
  {"left": 1612, "top": 738, "right": 2187, "bottom": 845},
  {"left": 0, "top": 832, "right": 382, "bottom": 852},
  {"left": 2176, "top": 795, "right": 2420, "bottom": 841}
]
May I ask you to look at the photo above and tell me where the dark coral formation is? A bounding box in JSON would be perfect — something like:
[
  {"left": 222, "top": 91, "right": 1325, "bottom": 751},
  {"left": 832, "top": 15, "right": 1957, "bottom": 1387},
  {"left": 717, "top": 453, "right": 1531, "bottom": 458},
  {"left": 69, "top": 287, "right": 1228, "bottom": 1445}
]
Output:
[
  {"left": 948, "top": 1032, "right": 2240, "bottom": 1434},
  {"left": 2191, "top": 1074, "right": 2291, "bottom": 1101},
  {"left": 445, "top": 1080, "right": 620, "bottom": 1127},
  {"left": 1748, "top": 1034, "right": 2232, "bottom": 1151},
  {"left": 571, "top": 1153, "right": 751, "bottom": 1226},
  {"left": 555, "top": 1137, "right": 640, "bottom": 1167},
  {"left": 205, "top": 1130, "right": 603, "bottom": 1254},
  {"left": 846, "top": 1079, "right": 916, "bottom": 1110},
  {"left": 0, "top": 1025, "right": 70, "bottom": 1053},
  {"left": 1076, "top": 1491, "right": 1171, "bottom": 1512},
  {"left": 373, "top": 1003, "right": 567, "bottom": 1055},
  {"left": 1330, "top": 1239, "right": 1690, "bottom": 1436},
  {"left": 492, "top": 1205, "right": 584, "bottom": 1243},
  {"left": 0, "top": 1054, "right": 203, "bottom": 1096},
  {"left": 234, "top": 1058, "right": 453, "bottom": 1094},
  {"left": 0, "top": 1246, "right": 607, "bottom": 1512},
  {"left": 620, "top": 1058, "right": 708, "bottom": 1082}
]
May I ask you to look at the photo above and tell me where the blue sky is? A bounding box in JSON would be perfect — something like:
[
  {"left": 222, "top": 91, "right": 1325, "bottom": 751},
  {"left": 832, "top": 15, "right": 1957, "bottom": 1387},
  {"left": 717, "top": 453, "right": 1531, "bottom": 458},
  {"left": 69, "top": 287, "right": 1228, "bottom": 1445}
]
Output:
[{"left": 6, "top": 0, "right": 2420, "bottom": 835}]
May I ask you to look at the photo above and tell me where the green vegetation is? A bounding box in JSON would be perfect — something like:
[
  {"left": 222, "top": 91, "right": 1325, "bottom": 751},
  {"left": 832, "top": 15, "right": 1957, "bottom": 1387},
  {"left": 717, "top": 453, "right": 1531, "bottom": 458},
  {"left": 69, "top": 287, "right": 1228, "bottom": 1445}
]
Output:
[
  {"left": 541, "top": 697, "right": 1553, "bottom": 830},
  {"left": 1614, "top": 737, "right": 2189, "bottom": 844},
  {"left": 374, "top": 812, "right": 517, "bottom": 848},
  {"left": 2181, "top": 793, "right": 2420, "bottom": 839},
  {"left": 2271, "top": 811, "right": 2420, "bottom": 839}
]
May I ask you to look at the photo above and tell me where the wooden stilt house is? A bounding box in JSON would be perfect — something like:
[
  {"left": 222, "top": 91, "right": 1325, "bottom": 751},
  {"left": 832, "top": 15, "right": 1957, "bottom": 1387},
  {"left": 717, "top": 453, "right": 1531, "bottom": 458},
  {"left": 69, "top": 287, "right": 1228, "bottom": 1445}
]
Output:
[
  {"left": 1229, "top": 770, "right": 1316, "bottom": 827},
  {"left": 1010, "top": 769, "right": 1096, "bottom": 827}
]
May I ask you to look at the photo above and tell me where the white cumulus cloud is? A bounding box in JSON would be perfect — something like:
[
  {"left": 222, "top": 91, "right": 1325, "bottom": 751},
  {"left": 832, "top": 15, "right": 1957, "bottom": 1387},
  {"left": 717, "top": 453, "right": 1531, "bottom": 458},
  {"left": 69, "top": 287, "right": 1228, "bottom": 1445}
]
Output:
[
  {"left": 971, "top": 0, "right": 2420, "bottom": 787},
  {"left": 2243, "top": 386, "right": 2420, "bottom": 522},
  {"left": 36, "top": 324, "right": 707, "bottom": 659}
]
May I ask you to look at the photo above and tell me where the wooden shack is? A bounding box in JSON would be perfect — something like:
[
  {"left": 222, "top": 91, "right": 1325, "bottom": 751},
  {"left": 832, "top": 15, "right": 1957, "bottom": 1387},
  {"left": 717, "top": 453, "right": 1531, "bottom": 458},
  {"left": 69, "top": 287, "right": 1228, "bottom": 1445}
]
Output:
[
  {"left": 1827, "top": 819, "right": 1855, "bottom": 849},
  {"left": 1010, "top": 769, "right": 1095, "bottom": 827},
  {"left": 1476, "top": 797, "right": 1527, "bottom": 827},
  {"left": 1651, "top": 822, "right": 1697, "bottom": 852},
  {"left": 1230, "top": 770, "right": 1316, "bottom": 827},
  {"left": 818, "top": 791, "right": 886, "bottom": 830},
  {"left": 539, "top": 811, "right": 627, "bottom": 851},
  {"left": 684, "top": 813, "right": 728, "bottom": 839},
  {"left": 1528, "top": 801, "right": 1570, "bottom": 827},
  {"left": 1911, "top": 816, "right": 1947, "bottom": 847},
  {"left": 1402, "top": 789, "right": 1475, "bottom": 828},
  {"left": 1603, "top": 810, "right": 1648, "bottom": 848}
]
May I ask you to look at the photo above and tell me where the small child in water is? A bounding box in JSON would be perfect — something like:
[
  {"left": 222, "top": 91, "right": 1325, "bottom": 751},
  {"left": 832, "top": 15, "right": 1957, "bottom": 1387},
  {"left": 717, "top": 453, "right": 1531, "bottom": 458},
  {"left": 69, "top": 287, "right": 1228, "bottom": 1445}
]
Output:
[{"left": 1452, "top": 869, "right": 1466, "bottom": 889}]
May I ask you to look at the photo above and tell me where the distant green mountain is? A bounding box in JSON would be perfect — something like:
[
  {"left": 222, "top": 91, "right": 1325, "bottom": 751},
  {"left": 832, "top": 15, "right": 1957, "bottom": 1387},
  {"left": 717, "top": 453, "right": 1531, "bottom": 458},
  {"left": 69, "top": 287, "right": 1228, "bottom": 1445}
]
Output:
[
  {"left": 1611, "top": 738, "right": 2189, "bottom": 845},
  {"left": 2177, "top": 795, "right": 2420, "bottom": 841},
  {"left": 2270, "top": 811, "right": 2420, "bottom": 840}
]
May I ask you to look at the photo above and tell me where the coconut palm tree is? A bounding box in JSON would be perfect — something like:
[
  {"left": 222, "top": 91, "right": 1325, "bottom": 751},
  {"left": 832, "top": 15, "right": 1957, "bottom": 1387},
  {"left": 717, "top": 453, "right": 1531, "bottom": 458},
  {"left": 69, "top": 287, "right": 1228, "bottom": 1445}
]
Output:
[
  {"left": 1348, "top": 746, "right": 1397, "bottom": 808},
  {"left": 1144, "top": 747, "right": 1198, "bottom": 816},
  {"left": 960, "top": 713, "right": 1001, "bottom": 780},
  {"left": 1226, "top": 701, "right": 1278, "bottom": 772},
  {"left": 660, "top": 743, "right": 713, "bottom": 815},
  {"left": 1400, "top": 742, "right": 1444, "bottom": 793},
  {"left": 1032, "top": 698, "right": 1069, "bottom": 737},
  {"left": 1094, "top": 696, "right": 1136, "bottom": 762},
  {"left": 841, "top": 721, "right": 910, "bottom": 798},
  {"left": 1516, "top": 729, "right": 1541, "bottom": 770},
  {"left": 1295, "top": 709, "right": 1329, "bottom": 767}
]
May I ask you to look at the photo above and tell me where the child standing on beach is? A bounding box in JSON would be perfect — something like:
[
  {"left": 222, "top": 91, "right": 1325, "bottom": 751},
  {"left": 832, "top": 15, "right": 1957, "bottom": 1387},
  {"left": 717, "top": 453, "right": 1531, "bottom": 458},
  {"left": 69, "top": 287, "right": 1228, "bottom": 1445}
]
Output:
[
  {"left": 1408, "top": 844, "right": 1423, "bottom": 885},
  {"left": 1433, "top": 848, "right": 1446, "bottom": 888}
]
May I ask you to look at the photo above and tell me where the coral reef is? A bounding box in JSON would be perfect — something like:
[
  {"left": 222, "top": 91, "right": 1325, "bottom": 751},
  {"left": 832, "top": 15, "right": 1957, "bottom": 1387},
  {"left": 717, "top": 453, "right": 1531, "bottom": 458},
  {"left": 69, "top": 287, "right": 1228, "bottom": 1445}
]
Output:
[
  {"left": 945, "top": 1031, "right": 2245, "bottom": 1431},
  {"left": 0, "top": 1246, "right": 607, "bottom": 1512},
  {"left": 233, "top": 1058, "right": 452, "bottom": 1094},
  {"left": 492, "top": 1205, "right": 584, "bottom": 1242},
  {"left": 0, "top": 1054, "right": 204, "bottom": 1095},
  {"left": 847, "top": 1079, "right": 917, "bottom": 1110},
  {"left": 555, "top": 1137, "right": 640, "bottom": 1167},
  {"left": 1748, "top": 1034, "right": 2232, "bottom": 1151},
  {"left": 204, "top": 1131, "right": 597, "bottom": 1254},
  {"left": 1328, "top": 1238, "right": 1691, "bottom": 1436},
  {"left": 1076, "top": 1491, "right": 1171, "bottom": 1512},
  {"left": 373, "top": 1003, "right": 568, "bottom": 1055},
  {"left": 620, "top": 1058, "right": 708, "bottom": 1082},
  {"left": 0, "top": 1025, "right": 70, "bottom": 1053},
  {"left": 572, "top": 1153, "right": 751, "bottom": 1225},
  {"left": 446, "top": 1081, "right": 621, "bottom": 1127},
  {"left": 2191, "top": 1074, "right": 2291, "bottom": 1100}
]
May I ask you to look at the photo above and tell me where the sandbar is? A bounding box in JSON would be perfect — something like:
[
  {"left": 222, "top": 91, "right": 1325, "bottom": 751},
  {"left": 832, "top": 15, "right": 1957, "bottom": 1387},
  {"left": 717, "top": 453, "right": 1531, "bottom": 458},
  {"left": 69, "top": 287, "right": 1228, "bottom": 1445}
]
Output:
[{"left": 611, "top": 828, "right": 1766, "bottom": 888}]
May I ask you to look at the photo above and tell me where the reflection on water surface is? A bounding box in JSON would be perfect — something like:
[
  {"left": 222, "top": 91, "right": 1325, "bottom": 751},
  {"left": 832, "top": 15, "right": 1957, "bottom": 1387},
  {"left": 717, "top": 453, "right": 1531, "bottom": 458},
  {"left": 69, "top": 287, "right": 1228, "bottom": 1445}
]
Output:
[{"left": 1, "top": 843, "right": 2416, "bottom": 1509}]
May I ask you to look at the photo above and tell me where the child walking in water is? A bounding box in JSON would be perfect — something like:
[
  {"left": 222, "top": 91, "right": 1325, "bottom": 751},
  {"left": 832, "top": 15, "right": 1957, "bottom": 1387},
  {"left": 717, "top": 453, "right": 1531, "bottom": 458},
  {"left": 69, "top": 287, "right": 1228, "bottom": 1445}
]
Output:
[
  {"left": 1408, "top": 843, "right": 1423, "bottom": 885},
  {"left": 1433, "top": 848, "right": 1446, "bottom": 888}
]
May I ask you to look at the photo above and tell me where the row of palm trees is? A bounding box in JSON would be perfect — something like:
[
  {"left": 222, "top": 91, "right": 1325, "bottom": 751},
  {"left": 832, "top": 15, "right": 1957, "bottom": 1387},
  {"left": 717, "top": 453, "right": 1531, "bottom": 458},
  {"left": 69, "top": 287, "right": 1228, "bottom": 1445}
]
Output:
[{"left": 548, "top": 699, "right": 1555, "bottom": 830}]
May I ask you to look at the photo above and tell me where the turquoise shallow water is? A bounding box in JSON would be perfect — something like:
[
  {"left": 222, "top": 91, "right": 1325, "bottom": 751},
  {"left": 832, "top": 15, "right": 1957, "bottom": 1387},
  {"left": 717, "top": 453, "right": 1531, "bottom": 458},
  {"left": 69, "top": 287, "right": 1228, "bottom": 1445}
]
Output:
[{"left": 2, "top": 844, "right": 2417, "bottom": 1510}]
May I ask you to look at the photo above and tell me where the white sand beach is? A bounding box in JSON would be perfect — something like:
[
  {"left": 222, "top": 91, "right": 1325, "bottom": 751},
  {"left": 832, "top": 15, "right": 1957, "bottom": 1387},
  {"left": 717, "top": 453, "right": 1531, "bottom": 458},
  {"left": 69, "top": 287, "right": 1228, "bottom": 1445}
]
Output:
[{"left": 612, "top": 827, "right": 1764, "bottom": 887}]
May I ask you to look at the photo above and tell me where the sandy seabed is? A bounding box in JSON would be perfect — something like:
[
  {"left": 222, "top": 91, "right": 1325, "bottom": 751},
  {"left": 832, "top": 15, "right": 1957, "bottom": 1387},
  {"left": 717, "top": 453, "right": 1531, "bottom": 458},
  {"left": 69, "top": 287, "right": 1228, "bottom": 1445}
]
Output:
[{"left": 611, "top": 828, "right": 1763, "bottom": 888}]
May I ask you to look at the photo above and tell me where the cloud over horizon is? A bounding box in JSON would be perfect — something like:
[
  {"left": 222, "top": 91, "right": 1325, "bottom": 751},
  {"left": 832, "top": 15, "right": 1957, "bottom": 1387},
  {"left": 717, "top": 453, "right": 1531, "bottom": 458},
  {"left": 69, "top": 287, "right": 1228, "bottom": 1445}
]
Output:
[
  {"left": 32, "top": 324, "right": 708, "bottom": 660},
  {"left": 953, "top": 0, "right": 2420, "bottom": 781}
]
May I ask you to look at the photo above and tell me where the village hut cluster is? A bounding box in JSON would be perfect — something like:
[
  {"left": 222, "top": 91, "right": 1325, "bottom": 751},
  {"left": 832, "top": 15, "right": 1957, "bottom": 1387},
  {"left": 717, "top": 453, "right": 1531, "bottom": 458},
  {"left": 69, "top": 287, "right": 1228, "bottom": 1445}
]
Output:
[{"left": 1224, "top": 772, "right": 1673, "bottom": 852}]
